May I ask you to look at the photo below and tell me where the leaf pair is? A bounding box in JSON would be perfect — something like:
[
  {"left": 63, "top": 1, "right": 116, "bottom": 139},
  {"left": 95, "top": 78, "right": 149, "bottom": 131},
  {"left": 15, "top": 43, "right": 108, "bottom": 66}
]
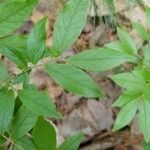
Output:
[{"left": 112, "top": 69, "right": 150, "bottom": 142}]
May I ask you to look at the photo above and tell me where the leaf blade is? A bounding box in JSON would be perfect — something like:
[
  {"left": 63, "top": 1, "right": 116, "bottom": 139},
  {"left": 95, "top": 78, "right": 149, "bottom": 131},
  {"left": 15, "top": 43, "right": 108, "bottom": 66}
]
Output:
[
  {"left": 52, "top": 0, "right": 89, "bottom": 54},
  {"left": 113, "top": 100, "right": 138, "bottom": 131},
  {"left": 18, "top": 85, "right": 62, "bottom": 119},
  {"left": 0, "top": 89, "right": 15, "bottom": 133},
  {"left": 32, "top": 117, "right": 56, "bottom": 150},
  {"left": 0, "top": 0, "right": 38, "bottom": 36},
  {"left": 67, "top": 48, "right": 137, "bottom": 71},
  {"left": 59, "top": 132, "right": 85, "bottom": 150},
  {"left": 46, "top": 63, "right": 103, "bottom": 98},
  {"left": 10, "top": 105, "right": 37, "bottom": 140},
  {"left": 27, "top": 17, "right": 47, "bottom": 64}
]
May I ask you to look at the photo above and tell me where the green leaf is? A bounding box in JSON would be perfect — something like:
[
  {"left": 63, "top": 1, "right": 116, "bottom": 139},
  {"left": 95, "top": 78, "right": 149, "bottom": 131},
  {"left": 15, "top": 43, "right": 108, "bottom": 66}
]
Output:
[
  {"left": 18, "top": 85, "right": 62, "bottom": 119},
  {"left": 52, "top": 0, "right": 89, "bottom": 54},
  {"left": 105, "top": 41, "right": 125, "bottom": 52},
  {"left": 0, "top": 89, "right": 15, "bottom": 133},
  {"left": 1, "top": 46, "right": 28, "bottom": 69},
  {"left": 10, "top": 105, "right": 37, "bottom": 140},
  {"left": 0, "top": 135, "right": 5, "bottom": 149},
  {"left": 143, "top": 141, "right": 150, "bottom": 150},
  {"left": 27, "top": 17, "right": 47, "bottom": 64},
  {"left": 146, "top": 7, "right": 150, "bottom": 27},
  {"left": 0, "top": 0, "right": 38, "bottom": 36},
  {"left": 0, "top": 61, "right": 9, "bottom": 81},
  {"left": 111, "top": 70, "right": 145, "bottom": 91},
  {"left": 143, "top": 45, "right": 150, "bottom": 69},
  {"left": 117, "top": 28, "right": 137, "bottom": 54},
  {"left": 46, "top": 63, "right": 103, "bottom": 98},
  {"left": 113, "top": 100, "right": 138, "bottom": 131},
  {"left": 138, "top": 100, "right": 150, "bottom": 142},
  {"left": 59, "top": 132, "right": 85, "bottom": 150},
  {"left": 32, "top": 117, "right": 56, "bottom": 150},
  {"left": 67, "top": 48, "right": 138, "bottom": 72},
  {"left": 0, "top": 35, "right": 28, "bottom": 61},
  {"left": 112, "top": 90, "right": 141, "bottom": 107},
  {"left": 13, "top": 136, "right": 37, "bottom": 150},
  {"left": 12, "top": 72, "right": 29, "bottom": 87},
  {"left": 0, "top": 35, "right": 27, "bottom": 52},
  {"left": 132, "top": 22, "right": 149, "bottom": 41},
  {"left": 14, "top": 96, "right": 22, "bottom": 115}
]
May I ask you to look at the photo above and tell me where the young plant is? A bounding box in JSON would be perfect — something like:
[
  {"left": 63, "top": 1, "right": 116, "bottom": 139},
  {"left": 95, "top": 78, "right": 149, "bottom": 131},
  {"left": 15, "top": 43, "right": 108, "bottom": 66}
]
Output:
[{"left": 0, "top": 0, "right": 150, "bottom": 149}]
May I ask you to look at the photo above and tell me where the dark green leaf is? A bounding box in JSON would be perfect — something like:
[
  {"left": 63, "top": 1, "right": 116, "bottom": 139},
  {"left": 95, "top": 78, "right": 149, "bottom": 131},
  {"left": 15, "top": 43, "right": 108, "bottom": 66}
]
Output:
[
  {"left": 27, "top": 17, "right": 47, "bottom": 64},
  {"left": 143, "top": 141, "right": 150, "bottom": 150},
  {"left": 32, "top": 117, "right": 56, "bottom": 150},
  {"left": 0, "top": 61, "right": 9, "bottom": 81},
  {"left": 67, "top": 48, "right": 138, "bottom": 72},
  {"left": 46, "top": 63, "right": 103, "bottom": 98},
  {"left": 59, "top": 132, "right": 84, "bottom": 150},
  {"left": 1, "top": 46, "right": 28, "bottom": 69},
  {"left": 10, "top": 105, "right": 37, "bottom": 140},
  {"left": 18, "top": 85, "right": 62, "bottom": 119},
  {"left": 0, "top": 35, "right": 28, "bottom": 61},
  {"left": 0, "top": 35, "right": 27, "bottom": 52},
  {"left": 52, "top": 0, "right": 89, "bottom": 54},
  {"left": 12, "top": 72, "right": 29, "bottom": 87},
  {"left": 0, "top": 89, "right": 15, "bottom": 133},
  {"left": 13, "top": 136, "right": 37, "bottom": 150},
  {"left": 0, "top": 0, "right": 38, "bottom": 36}
]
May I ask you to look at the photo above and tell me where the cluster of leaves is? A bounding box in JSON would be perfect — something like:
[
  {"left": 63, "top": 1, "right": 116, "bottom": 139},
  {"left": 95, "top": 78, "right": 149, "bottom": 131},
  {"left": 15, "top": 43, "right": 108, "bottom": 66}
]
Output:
[
  {"left": 1, "top": 0, "right": 150, "bottom": 149},
  {"left": 0, "top": 0, "right": 91, "bottom": 149}
]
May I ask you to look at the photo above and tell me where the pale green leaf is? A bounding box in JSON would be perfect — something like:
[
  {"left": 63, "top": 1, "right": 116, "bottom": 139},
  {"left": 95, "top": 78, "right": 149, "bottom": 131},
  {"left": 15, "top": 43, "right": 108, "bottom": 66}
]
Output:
[
  {"left": 105, "top": 41, "right": 125, "bottom": 52},
  {"left": 52, "top": 0, "right": 89, "bottom": 54},
  {"left": 132, "top": 22, "right": 149, "bottom": 41},
  {"left": 0, "top": 0, "right": 38, "bottom": 36},
  {"left": 10, "top": 105, "right": 37, "bottom": 140},
  {"left": 67, "top": 48, "right": 137, "bottom": 72},
  {"left": 0, "top": 89, "right": 15, "bottom": 133},
  {"left": 59, "top": 132, "right": 84, "bottom": 150},
  {"left": 18, "top": 85, "right": 62, "bottom": 119},
  {"left": 143, "top": 45, "right": 150, "bottom": 69},
  {"left": 146, "top": 7, "right": 150, "bottom": 27},
  {"left": 138, "top": 100, "right": 150, "bottom": 142},
  {"left": 112, "top": 90, "right": 141, "bottom": 107},
  {"left": 111, "top": 70, "right": 145, "bottom": 91},
  {"left": 117, "top": 28, "right": 137, "bottom": 54},
  {"left": 32, "top": 117, "right": 56, "bottom": 150},
  {"left": 27, "top": 17, "right": 47, "bottom": 64},
  {"left": 46, "top": 63, "right": 103, "bottom": 98},
  {"left": 113, "top": 100, "right": 138, "bottom": 131}
]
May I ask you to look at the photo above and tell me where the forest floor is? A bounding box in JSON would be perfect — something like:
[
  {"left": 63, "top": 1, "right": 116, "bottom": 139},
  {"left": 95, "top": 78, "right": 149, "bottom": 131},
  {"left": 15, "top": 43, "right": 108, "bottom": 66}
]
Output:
[{"left": 2, "top": 0, "right": 148, "bottom": 149}]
